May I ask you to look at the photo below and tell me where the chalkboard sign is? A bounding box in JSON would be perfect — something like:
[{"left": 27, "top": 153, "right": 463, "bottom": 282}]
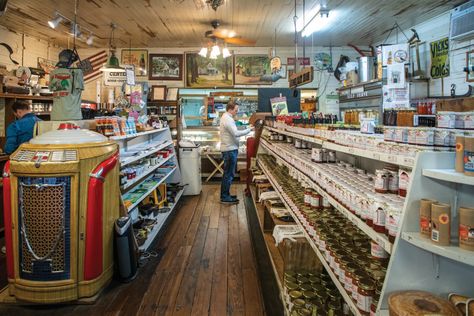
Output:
[{"left": 258, "top": 88, "right": 301, "bottom": 113}]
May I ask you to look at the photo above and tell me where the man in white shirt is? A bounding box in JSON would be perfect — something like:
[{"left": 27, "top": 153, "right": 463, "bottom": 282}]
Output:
[{"left": 219, "top": 101, "right": 252, "bottom": 204}]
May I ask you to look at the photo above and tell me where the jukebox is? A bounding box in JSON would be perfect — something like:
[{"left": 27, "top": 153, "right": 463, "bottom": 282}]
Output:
[{"left": 3, "top": 124, "right": 120, "bottom": 303}]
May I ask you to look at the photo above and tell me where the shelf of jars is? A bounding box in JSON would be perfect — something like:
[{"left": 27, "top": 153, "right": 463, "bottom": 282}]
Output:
[
  {"left": 258, "top": 155, "right": 387, "bottom": 316},
  {"left": 260, "top": 137, "right": 404, "bottom": 254},
  {"left": 265, "top": 125, "right": 424, "bottom": 168}
]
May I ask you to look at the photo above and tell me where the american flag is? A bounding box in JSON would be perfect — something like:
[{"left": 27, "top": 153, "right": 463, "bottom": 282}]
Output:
[{"left": 83, "top": 50, "right": 108, "bottom": 82}]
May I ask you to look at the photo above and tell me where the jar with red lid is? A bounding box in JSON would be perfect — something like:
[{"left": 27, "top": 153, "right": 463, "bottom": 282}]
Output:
[
  {"left": 357, "top": 278, "right": 375, "bottom": 315},
  {"left": 374, "top": 170, "right": 388, "bottom": 193},
  {"left": 311, "top": 191, "right": 322, "bottom": 210},
  {"left": 370, "top": 241, "right": 389, "bottom": 262},
  {"left": 304, "top": 188, "right": 313, "bottom": 206},
  {"left": 372, "top": 198, "right": 386, "bottom": 233},
  {"left": 344, "top": 263, "right": 358, "bottom": 295},
  {"left": 370, "top": 296, "right": 379, "bottom": 316}
]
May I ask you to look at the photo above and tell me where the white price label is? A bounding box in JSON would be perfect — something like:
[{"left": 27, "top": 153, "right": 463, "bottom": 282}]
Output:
[
  {"left": 348, "top": 148, "right": 355, "bottom": 154},
  {"left": 403, "top": 157, "right": 414, "bottom": 166},
  {"left": 388, "top": 155, "right": 397, "bottom": 163},
  {"left": 373, "top": 153, "right": 381, "bottom": 160}
]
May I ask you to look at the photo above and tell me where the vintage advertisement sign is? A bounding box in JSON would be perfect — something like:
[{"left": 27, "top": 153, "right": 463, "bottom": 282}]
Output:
[{"left": 430, "top": 37, "right": 450, "bottom": 79}]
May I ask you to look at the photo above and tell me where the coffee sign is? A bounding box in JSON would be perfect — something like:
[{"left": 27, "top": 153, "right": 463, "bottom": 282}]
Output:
[{"left": 430, "top": 37, "right": 450, "bottom": 79}]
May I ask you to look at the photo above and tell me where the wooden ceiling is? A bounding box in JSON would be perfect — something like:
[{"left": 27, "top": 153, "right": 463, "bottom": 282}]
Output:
[{"left": 0, "top": 0, "right": 465, "bottom": 49}]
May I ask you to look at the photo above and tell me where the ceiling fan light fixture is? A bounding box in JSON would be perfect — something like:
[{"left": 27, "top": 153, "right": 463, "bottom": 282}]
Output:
[
  {"left": 222, "top": 47, "right": 231, "bottom": 58},
  {"left": 211, "top": 44, "right": 220, "bottom": 57},
  {"left": 48, "top": 14, "right": 63, "bottom": 29},
  {"left": 199, "top": 47, "right": 208, "bottom": 57}
]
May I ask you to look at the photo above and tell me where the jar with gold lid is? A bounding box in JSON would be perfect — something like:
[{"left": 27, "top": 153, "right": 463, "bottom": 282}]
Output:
[
  {"left": 351, "top": 270, "right": 368, "bottom": 301},
  {"left": 303, "top": 290, "right": 316, "bottom": 302},
  {"left": 338, "top": 256, "right": 352, "bottom": 284},
  {"left": 297, "top": 277, "right": 309, "bottom": 285},
  {"left": 356, "top": 278, "right": 375, "bottom": 315},
  {"left": 309, "top": 276, "right": 320, "bottom": 285},
  {"left": 299, "top": 283, "right": 313, "bottom": 292},
  {"left": 289, "top": 290, "right": 303, "bottom": 301},
  {"left": 292, "top": 298, "right": 306, "bottom": 311},
  {"left": 285, "top": 282, "right": 299, "bottom": 297},
  {"left": 296, "top": 308, "right": 312, "bottom": 316},
  {"left": 285, "top": 275, "right": 297, "bottom": 284}
]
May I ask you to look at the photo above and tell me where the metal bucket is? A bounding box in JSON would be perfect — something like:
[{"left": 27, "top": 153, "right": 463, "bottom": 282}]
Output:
[{"left": 357, "top": 56, "right": 376, "bottom": 82}]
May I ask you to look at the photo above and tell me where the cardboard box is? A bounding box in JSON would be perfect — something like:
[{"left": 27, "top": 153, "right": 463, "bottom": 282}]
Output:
[
  {"left": 256, "top": 182, "right": 272, "bottom": 200},
  {"left": 277, "top": 236, "right": 322, "bottom": 273}
]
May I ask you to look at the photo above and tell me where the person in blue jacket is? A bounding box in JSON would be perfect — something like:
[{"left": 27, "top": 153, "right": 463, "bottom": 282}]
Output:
[{"left": 4, "top": 101, "right": 40, "bottom": 154}]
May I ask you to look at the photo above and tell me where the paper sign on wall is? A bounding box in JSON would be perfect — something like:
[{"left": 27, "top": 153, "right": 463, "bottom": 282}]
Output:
[
  {"left": 270, "top": 97, "right": 289, "bottom": 116},
  {"left": 387, "top": 63, "right": 406, "bottom": 88},
  {"left": 430, "top": 37, "right": 450, "bottom": 79},
  {"left": 382, "top": 44, "right": 409, "bottom": 66},
  {"left": 103, "top": 70, "right": 127, "bottom": 86}
]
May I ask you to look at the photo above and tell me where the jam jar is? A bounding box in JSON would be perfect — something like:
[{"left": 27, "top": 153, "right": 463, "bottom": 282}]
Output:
[
  {"left": 356, "top": 278, "right": 375, "bottom": 315},
  {"left": 344, "top": 263, "right": 358, "bottom": 295}
]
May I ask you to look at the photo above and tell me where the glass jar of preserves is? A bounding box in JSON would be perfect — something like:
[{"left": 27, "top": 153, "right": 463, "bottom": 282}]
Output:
[
  {"left": 374, "top": 170, "right": 388, "bottom": 193},
  {"left": 292, "top": 298, "right": 306, "bottom": 311},
  {"left": 311, "top": 191, "right": 322, "bottom": 210},
  {"left": 372, "top": 198, "right": 386, "bottom": 234},
  {"left": 357, "top": 278, "right": 376, "bottom": 315},
  {"left": 304, "top": 188, "right": 313, "bottom": 207},
  {"left": 300, "top": 283, "right": 313, "bottom": 292},
  {"left": 370, "top": 296, "right": 379, "bottom": 316},
  {"left": 344, "top": 263, "right": 358, "bottom": 294},
  {"left": 351, "top": 270, "right": 367, "bottom": 302}
]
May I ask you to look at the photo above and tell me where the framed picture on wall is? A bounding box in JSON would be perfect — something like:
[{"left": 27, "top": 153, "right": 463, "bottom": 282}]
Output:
[
  {"left": 121, "top": 49, "right": 148, "bottom": 77},
  {"left": 185, "top": 52, "right": 234, "bottom": 88},
  {"left": 166, "top": 87, "right": 179, "bottom": 101},
  {"left": 149, "top": 54, "right": 183, "bottom": 81},
  {"left": 151, "top": 85, "right": 167, "bottom": 101},
  {"left": 234, "top": 55, "right": 272, "bottom": 85},
  {"left": 467, "top": 50, "right": 474, "bottom": 82}
]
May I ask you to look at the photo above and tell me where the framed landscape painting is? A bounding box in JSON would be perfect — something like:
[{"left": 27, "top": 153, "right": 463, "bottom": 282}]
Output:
[
  {"left": 234, "top": 55, "right": 272, "bottom": 85},
  {"left": 149, "top": 54, "right": 183, "bottom": 81},
  {"left": 185, "top": 52, "right": 234, "bottom": 88}
]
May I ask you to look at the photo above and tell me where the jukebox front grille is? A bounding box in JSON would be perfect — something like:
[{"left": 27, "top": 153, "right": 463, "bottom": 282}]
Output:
[{"left": 18, "top": 176, "right": 71, "bottom": 281}]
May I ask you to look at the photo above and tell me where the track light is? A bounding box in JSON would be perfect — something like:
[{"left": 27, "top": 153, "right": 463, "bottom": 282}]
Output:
[
  {"left": 199, "top": 47, "right": 208, "bottom": 57},
  {"left": 68, "top": 23, "right": 81, "bottom": 38},
  {"left": 86, "top": 34, "right": 94, "bottom": 45},
  {"left": 48, "top": 14, "right": 63, "bottom": 29}
]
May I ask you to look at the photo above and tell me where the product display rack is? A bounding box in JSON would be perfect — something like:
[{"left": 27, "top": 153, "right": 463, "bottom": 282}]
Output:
[
  {"left": 260, "top": 137, "right": 393, "bottom": 253},
  {"left": 111, "top": 126, "right": 182, "bottom": 251},
  {"left": 248, "top": 186, "right": 289, "bottom": 316},
  {"left": 257, "top": 157, "right": 361, "bottom": 316},
  {"left": 379, "top": 151, "right": 474, "bottom": 314},
  {"left": 259, "top": 130, "right": 474, "bottom": 314},
  {"left": 266, "top": 126, "right": 415, "bottom": 168},
  {"left": 137, "top": 189, "right": 184, "bottom": 251}
]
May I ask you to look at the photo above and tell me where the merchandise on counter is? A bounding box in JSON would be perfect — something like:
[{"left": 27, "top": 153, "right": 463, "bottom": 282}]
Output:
[
  {"left": 431, "top": 202, "right": 451, "bottom": 246},
  {"left": 419, "top": 199, "right": 437, "bottom": 238},
  {"left": 388, "top": 291, "right": 459, "bottom": 316},
  {"left": 459, "top": 206, "right": 474, "bottom": 252}
]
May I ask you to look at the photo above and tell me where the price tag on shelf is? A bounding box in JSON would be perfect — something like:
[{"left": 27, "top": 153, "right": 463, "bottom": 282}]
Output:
[
  {"left": 403, "top": 157, "right": 415, "bottom": 166},
  {"left": 372, "top": 153, "right": 381, "bottom": 160},
  {"left": 388, "top": 155, "right": 397, "bottom": 163},
  {"left": 348, "top": 148, "right": 355, "bottom": 154}
]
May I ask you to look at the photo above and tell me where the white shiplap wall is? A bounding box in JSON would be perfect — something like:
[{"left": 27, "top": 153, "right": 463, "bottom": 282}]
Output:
[
  {"left": 382, "top": 10, "right": 474, "bottom": 97},
  {"left": 0, "top": 25, "right": 63, "bottom": 72},
  {"left": 78, "top": 46, "right": 360, "bottom": 113}
]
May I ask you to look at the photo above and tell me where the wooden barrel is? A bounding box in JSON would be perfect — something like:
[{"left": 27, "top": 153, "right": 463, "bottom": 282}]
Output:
[{"left": 389, "top": 291, "right": 461, "bottom": 316}]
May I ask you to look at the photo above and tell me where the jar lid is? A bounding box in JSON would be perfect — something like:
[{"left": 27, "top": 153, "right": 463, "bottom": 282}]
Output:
[
  {"left": 303, "top": 290, "right": 316, "bottom": 299},
  {"left": 300, "top": 283, "right": 313, "bottom": 292},
  {"left": 309, "top": 276, "right": 320, "bottom": 284},
  {"left": 285, "top": 282, "right": 299, "bottom": 291},
  {"left": 297, "top": 308, "right": 312, "bottom": 316},
  {"left": 297, "top": 277, "right": 309, "bottom": 284},
  {"left": 358, "top": 278, "right": 376, "bottom": 291},
  {"left": 289, "top": 290, "right": 303, "bottom": 299},
  {"left": 293, "top": 298, "right": 306, "bottom": 307}
]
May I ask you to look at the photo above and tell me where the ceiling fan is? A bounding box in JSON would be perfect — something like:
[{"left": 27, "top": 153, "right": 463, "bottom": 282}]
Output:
[{"left": 205, "top": 20, "right": 256, "bottom": 46}]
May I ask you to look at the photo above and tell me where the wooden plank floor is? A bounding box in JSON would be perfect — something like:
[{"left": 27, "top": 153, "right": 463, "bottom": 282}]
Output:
[{"left": 0, "top": 184, "right": 264, "bottom": 316}]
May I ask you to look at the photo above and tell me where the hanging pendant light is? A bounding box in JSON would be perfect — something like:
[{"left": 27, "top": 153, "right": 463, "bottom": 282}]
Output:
[
  {"left": 101, "top": 23, "right": 124, "bottom": 72},
  {"left": 222, "top": 44, "right": 232, "bottom": 58}
]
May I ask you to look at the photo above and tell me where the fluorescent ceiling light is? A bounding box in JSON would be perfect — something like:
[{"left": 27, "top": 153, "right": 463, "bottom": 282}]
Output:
[
  {"left": 295, "top": 6, "right": 320, "bottom": 32},
  {"left": 199, "top": 47, "right": 208, "bottom": 57},
  {"left": 48, "top": 15, "right": 63, "bottom": 29},
  {"left": 301, "top": 10, "right": 336, "bottom": 37}
]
